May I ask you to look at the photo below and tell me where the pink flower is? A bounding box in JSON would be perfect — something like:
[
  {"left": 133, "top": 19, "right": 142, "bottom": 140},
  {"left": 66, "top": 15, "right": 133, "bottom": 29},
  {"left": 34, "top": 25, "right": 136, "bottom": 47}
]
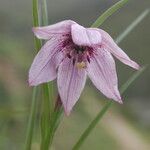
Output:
[{"left": 29, "top": 20, "right": 140, "bottom": 115}]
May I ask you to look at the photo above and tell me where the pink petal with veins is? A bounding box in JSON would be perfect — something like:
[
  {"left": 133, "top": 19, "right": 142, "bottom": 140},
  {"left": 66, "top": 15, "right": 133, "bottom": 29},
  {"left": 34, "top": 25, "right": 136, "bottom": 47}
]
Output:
[
  {"left": 57, "top": 58, "right": 87, "bottom": 115},
  {"left": 32, "top": 20, "right": 76, "bottom": 39},
  {"left": 29, "top": 38, "right": 63, "bottom": 86},
  {"left": 98, "top": 29, "right": 140, "bottom": 70},
  {"left": 87, "top": 48, "right": 122, "bottom": 103},
  {"left": 71, "top": 24, "right": 102, "bottom": 46}
]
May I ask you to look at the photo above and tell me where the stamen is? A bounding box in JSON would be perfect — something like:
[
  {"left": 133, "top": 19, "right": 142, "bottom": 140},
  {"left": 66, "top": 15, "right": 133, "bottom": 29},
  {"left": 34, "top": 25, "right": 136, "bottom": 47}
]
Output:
[{"left": 76, "top": 62, "right": 86, "bottom": 69}]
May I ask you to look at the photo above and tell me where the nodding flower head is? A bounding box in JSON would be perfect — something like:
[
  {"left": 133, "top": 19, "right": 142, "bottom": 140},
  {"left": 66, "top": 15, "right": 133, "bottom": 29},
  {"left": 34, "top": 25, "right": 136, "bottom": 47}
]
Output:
[{"left": 29, "top": 20, "right": 140, "bottom": 115}]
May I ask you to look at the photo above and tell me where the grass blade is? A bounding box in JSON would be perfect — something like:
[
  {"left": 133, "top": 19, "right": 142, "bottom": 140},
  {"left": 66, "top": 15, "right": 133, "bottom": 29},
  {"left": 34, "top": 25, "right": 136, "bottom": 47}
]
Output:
[
  {"left": 116, "top": 9, "right": 150, "bottom": 43},
  {"left": 25, "top": 87, "right": 38, "bottom": 150},
  {"left": 32, "top": 0, "right": 42, "bottom": 50},
  {"left": 120, "top": 65, "right": 147, "bottom": 94},
  {"left": 24, "top": 0, "right": 42, "bottom": 149},
  {"left": 91, "top": 0, "right": 129, "bottom": 28},
  {"left": 39, "top": 0, "right": 55, "bottom": 150},
  {"left": 39, "top": 1, "right": 61, "bottom": 149},
  {"left": 40, "top": 0, "right": 48, "bottom": 26},
  {"left": 40, "top": 84, "right": 52, "bottom": 150}
]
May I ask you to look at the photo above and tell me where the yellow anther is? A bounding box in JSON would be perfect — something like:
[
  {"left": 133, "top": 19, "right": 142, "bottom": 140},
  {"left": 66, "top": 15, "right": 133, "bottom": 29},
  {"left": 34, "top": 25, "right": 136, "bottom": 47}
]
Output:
[{"left": 76, "top": 62, "right": 86, "bottom": 69}]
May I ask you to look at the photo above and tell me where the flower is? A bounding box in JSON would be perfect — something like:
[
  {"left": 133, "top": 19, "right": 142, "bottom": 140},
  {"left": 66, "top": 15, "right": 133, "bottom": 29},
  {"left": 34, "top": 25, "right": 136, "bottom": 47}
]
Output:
[{"left": 29, "top": 20, "right": 140, "bottom": 115}]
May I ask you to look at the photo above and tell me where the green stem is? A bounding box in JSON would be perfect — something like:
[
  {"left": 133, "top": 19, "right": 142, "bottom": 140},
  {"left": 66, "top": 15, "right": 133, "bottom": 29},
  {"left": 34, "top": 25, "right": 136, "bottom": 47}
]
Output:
[
  {"left": 40, "top": 84, "right": 52, "bottom": 150},
  {"left": 24, "top": 0, "right": 42, "bottom": 149},
  {"left": 40, "top": 95, "right": 63, "bottom": 150},
  {"left": 41, "top": 0, "right": 48, "bottom": 26},
  {"left": 48, "top": 96, "right": 63, "bottom": 147},
  {"left": 39, "top": 0, "right": 61, "bottom": 149},
  {"left": 39, "top": 1, "right": 51, "bottom": 150},
  {"left": 25, "top": 87, "right": 38, "bottom": 150},
  {"left": 32, "top": 0, "right": 42, "bottom": 49}
]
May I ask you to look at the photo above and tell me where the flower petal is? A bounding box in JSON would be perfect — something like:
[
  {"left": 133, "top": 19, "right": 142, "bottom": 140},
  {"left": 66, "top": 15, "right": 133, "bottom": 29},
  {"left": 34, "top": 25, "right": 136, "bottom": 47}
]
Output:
[
  {"left": 98, "top": 29, "right": 140, "bottom": 70},
  {"left": 87, "top": 49, "right": 122, "bottom": 103},
  {"left": 32, "top": 20, "right": 76, "bottom": 39},
  {"left": 71, "top": 24, "right": 102, "bottom": 46},
  {"left": 57, "top": 58, "right": 87, "bottom": 115},
  {"left": 29, "top": 38, "right": 63, "bottom": 86}
]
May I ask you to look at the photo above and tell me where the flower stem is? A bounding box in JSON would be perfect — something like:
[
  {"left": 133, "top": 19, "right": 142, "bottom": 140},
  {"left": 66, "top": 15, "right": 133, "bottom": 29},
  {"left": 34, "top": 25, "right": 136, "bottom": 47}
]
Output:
[
  {"left": 32, "top": 0, "right": 42, "bottom": 49},
  {"left": 39, "top": 0, "right": 63, "bottom": 149},
  {"left": 24, "top": 87, "right": 38, "bottom": 150},
  {"left": 40, "top": 84, "right": 51, "bottom": 150},
  {"left": 24, "top": 0, "right": 42, "bottom": 149},
  {"left": 40, "top": 95, "right": 63, "bottom": 150},
  {"left": 39, "top": 1, "right": 52, "bottom": 149},
  {"left": 48, "top": 96, "right": 63, "bottom": 147},
  {"left": 40, "top": 0, "right": 48, "bottom": 26}
]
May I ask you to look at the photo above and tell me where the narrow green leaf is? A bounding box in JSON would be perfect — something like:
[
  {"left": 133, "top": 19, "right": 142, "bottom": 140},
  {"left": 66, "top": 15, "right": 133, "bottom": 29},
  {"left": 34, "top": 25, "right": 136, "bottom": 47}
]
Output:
[
  {"left": 39, "top": 0, "right": 62, "bottom": 149},
  {"left": 40, "top": 0, "right": 49, "bottom": 26},
  {"left": 120, "top": 65, "right": 147, "bottom": 94},
  {"left": 41, "top": 84, "right": 51, "bottom": 133},
  {"left": 116, "top": 9, "right": 150, "bottom": 43},
  {"left": 40, "top": 84, "right": 52, "bottom": 150},
  {"left": 32, "top": 0, "right": 42, "bottom": 50},
  {"left": 46, "top": 105, "right": 63, "bottom": 148},
  {"left": 25, "top": 87, "right": 38, "bottom": 150},
  {"left": 32, "top": 0, "right": 39, "bottom": 27},
  {"left": 91, "top": 0, "right": 129, "bottom": 28},
  {"left": 38, "top": 0, "right": 56, "bottom": 150},
  {"left": 41, "top": 96, "right": 63, "bottom": 149},
  {"left": 24, "top": 0, "right": 42, "bottom": 150}
]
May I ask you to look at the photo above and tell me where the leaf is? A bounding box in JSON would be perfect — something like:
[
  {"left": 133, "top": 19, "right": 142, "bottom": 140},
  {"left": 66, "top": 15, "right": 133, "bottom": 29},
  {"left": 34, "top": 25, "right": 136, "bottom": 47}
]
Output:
[
  {"left": 32, "top": 0, "right": 42, "bottom": 50},
  {"left": 25, "top": 87, "right": 39, "bottom": 150},
  {"left": 91, "top": 0, "right": 129, "bottom": 28},
  {"left": 120, "top": 65, "right": 147, "bottom": 94},
  {"left": 115, "top": 9, "right": 150, "bottom": 44},
  {"left": 25, "top": 0, "right": 43, "bottom": 150}
]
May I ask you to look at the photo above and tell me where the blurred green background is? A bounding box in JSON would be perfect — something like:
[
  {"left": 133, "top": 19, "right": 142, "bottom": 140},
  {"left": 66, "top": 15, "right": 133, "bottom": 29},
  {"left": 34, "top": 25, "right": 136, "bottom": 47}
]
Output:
[{"left": 0, "top": 0, "right": 150, "bottom": 149}]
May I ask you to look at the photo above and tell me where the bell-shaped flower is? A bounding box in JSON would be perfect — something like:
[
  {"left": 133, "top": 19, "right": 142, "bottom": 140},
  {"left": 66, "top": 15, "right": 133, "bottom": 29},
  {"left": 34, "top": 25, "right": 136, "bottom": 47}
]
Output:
[{"left": 29, "top": 20, "right": 140, "bottom": 115}]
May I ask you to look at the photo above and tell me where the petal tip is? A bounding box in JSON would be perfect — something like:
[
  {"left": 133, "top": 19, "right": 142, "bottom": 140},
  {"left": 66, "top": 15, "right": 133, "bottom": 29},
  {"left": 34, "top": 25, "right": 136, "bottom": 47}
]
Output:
[
  {"left": 135, "top": 63, "right": 141, "bottom": 70},
  {"left": 64, "top": 111, "right": 70, "bottom": 116},
  {"left": 113, "top": 92, "right": 123, "bottom": 104},
  {"left": 32, "top": 27, "right": 37, "bottom": 33},
  {"left": 118, "top": 99, "right": 123, "bottom": 104},
  {"left": 32, "top": 27, "right": 39, "bottom": 37},
  {"left": 28, "top": 75, "right": 38, "bottom": 86},
  {"left": 64, "top": 107, "right": 71, "bottom": 116},
  {"left": 113, "top": 96, "right": 123, "bottom": 104},
  {"left": 28, "top": 79, "right": 35, "bottom": 86},
  {"left": 129, "top": 60, "right": 141, "bottom": 70}
]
